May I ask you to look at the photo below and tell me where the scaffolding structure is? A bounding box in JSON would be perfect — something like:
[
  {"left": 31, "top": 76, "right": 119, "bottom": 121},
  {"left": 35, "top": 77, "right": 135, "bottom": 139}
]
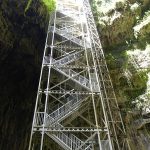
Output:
[{"left": 29, "top": 0, "right": 130, "bottom": 149}]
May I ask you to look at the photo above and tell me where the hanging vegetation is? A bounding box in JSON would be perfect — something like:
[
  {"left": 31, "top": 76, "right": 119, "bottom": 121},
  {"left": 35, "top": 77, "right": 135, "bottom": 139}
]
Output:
[
  {"left": 24, "top": 0, "right": 56, "bottom": 13},
  {"left": 24, "top": 0, "right": 32, "bottom": 13},
  {"left": 42, "top": 0, "right": 56, "bottom": 12}
]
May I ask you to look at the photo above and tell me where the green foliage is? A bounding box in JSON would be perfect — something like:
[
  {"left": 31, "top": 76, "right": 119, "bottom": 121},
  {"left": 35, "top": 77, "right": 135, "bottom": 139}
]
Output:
[
  {"left": 119, "top": 76, "right": 129, "bottom": 87},
  {"left": 24, "top": 0, "right": 55, "bottom": 14},
  {"left": 105, "top": 53, "right": 116, "bottom": 69},
  {"left": 124, "top": 71, "right": 148, "bottom": 100},
  {"left": 41, "top": 0, "right": 56, "bottom": 12},
  {"left": 115, "top": 1, "right": 125, "bottom": 12},
  {"left": 106, "top": 50, "right": 128, "bottom": 70},
  {"left": 125, "top": 88, "right": 146, "bottom": 100},
  {"left": 135, "top": 71, "right": 148, "bottom": 87},
  {"left": 24, "top": 0, "right": 32, "bottom": 13}
]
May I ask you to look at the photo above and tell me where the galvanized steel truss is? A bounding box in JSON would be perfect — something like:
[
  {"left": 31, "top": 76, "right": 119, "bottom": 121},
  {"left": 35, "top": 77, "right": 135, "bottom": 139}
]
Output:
[{"left": 29, "top": 0, "right": 130, "bottom": 149}]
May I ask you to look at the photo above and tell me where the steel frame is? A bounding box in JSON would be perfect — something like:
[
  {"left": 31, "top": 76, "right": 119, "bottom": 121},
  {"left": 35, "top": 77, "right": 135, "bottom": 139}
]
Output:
[{"left": 28, "top": 0, "right": 130, "bottom": 149}]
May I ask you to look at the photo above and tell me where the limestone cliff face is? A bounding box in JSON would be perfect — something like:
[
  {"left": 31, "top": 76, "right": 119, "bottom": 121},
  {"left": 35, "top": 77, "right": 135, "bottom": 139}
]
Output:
[
  {"left": 0, "top": 0, "right": 49, "bottom": 149},
  {"left": 92, "top": 0, "right": 150, "bottom": 149}
]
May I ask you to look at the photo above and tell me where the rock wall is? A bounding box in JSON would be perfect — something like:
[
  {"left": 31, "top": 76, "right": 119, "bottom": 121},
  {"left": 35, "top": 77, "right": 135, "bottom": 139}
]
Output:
[
  {"left": 0, "top": 0, "right": 50, "bottom": 149},
  {"left": 92, "top": 0, "right": 150, "bottom": 149}
]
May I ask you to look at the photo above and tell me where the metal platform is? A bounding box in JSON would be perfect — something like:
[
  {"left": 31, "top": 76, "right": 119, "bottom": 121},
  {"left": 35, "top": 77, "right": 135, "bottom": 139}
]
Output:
[{"left": 28, "top": 0, "right": 130, "bottom": 149}]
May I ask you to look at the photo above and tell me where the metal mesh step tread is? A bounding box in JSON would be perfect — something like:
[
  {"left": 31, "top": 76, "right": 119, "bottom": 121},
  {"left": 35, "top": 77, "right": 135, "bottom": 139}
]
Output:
[
  {"left": 51, "top": 27, "right": 91, "bottom": 48},
  {"left": 34, "top": 113, "right": 92, "bottom": 150},
  {"left": 44, "top": 49, "right": 84, "bottom": 65},
  {"left": 53, "top": 66, "right": 99, "bottom": 92},
  {"left": 57, "top": 1, "right": 84, "bottom": 22},
  {"left": 46, "top": 127, "right": 92, "bottom": 150},
  {"left": 46, "top": 95, "right": 84, "bottom": 124}
]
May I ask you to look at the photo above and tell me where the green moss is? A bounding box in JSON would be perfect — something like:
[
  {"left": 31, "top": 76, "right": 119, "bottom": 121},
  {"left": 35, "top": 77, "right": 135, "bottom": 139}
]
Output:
[
  {"left": 125, "top": 88, "right": 146, "bottom": 100},
  {"left": 115, "top": 1, "right": 125, "bottom": 12},
  {"left": 136, "top": 71, "right": 148, "bottom": 86},
  {"left": 24, "top": 0, "right": 32, "bottom": 13},
  {"left": 106, "top": 50, "right": 129, "bottom": 70},
  {"left": 124, "top": 71, "right": 148, "bottom": 101},
  {"left": 105, "top": 53, "right": 117, "bottom": 69},
  {"left": 119, "top": 77, "right": 129, "bottom": 87},
  {"left": 24, "top": 0, "right": 55, "bottom": 14},
  {"left": 41, "top": 0, "right": 56, "bottom": 12}
]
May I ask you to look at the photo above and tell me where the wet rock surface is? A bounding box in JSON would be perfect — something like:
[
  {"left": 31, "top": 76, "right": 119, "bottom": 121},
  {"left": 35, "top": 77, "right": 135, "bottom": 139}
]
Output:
[{"left": 0, "top": 0, "right": 48, "bottom": 149}]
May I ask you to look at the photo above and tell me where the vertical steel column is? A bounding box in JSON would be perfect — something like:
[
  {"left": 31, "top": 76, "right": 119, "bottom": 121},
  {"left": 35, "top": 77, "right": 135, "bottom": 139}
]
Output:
[
  {"left": 28, "top": 0, "right": 130, "bottom": 150},
  {"left": 83, "top": 0, "right": 131, "bottom": 149},
  {"left": 28, "top": 10, "right": 55, "bottom": 150}
]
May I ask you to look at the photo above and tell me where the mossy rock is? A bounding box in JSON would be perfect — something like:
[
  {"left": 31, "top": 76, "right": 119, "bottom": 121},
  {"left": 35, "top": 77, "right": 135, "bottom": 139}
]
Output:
[
  {"left": 25, "top": 0, "right": 56, "bottom": 14},
  {"left": 136, "top": 23, "right": 150, "bottom": 47},
  {"left": 116, "top": 1, "right": 125, "bottom": 12}
]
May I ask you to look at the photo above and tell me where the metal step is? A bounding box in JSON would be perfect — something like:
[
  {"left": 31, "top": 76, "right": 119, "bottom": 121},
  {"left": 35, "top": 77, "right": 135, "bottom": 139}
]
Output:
[
  {"left": 47, "top": 132, "right": 71, "bottom": 150},
  {"left": 58, "top": 6, "right": 80, "bottom": 21},
  {"left": 44, "top": 93, "right": 92, "bottom": 149},
  {"left": 46, "top": 124, "right": 92, "bottom": 150},
  {"left": 44, "top": 50, "right": 99, "bottom": 92},
  {"left": 63, "top": 101, "right": 89, "bottom": 126},
  {"left": 53, "top": 50, "right": 84, "bottom": 65},
  {"left": 51, "top": 27, "right": 91, "bottom": 48},
  {"left": 53, "top": 66, "right": 99, "bottom": 92},
  {"left": 46, "top": 95, "right": 88, "bottom": 125},
  {"left": 44, "top": 49, "right": 84, "bottom": 65},
  {"left": 34, "top": 94, "right": 92, "bottom": 149},
  {"left": 34, "top": 113, "right": 91, "bottom": 150},
  {"left": 57, "top": 1, "right": 83, "bottom": 22}
]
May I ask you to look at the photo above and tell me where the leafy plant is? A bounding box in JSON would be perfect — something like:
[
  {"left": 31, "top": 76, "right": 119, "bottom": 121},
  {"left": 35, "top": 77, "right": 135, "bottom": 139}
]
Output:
[
  {"left": 24, "top": 0, "right": 32, "bottom": 13},
  {"left": 42, "top": 0, "right": 56, "bottom": 12},
  {"left": 24, "top": 0, "right": 56, "bottom": 14}
]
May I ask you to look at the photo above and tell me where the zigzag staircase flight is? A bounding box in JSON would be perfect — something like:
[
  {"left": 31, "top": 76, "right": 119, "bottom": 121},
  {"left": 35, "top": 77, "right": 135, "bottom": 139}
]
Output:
[
  {"left": 42, "top": 0, "right": 96, "bottom": 149},
  {"left": 33, "top": 0, "right": 97, "bottom": 149},
  {"left": 28, "top": 0, "right": 131, "bottom": 150}
]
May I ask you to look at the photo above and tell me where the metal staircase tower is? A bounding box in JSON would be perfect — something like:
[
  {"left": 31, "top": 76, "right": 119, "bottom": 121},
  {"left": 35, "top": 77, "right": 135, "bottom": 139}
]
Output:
[{"left": 29, "top": 0, "right": 130, "bottom": 149}]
